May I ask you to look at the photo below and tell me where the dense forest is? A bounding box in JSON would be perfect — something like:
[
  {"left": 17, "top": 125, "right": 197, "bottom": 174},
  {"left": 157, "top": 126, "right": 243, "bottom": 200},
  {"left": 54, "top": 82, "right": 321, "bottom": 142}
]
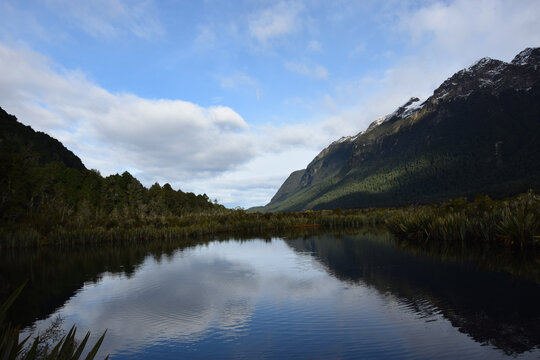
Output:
[{"left": 0, "top": 106, "right": 223, "bottom": 234}]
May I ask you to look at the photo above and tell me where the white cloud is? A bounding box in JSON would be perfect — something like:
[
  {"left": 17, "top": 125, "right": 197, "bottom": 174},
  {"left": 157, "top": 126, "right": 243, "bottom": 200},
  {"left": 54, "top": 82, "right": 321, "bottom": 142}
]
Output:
[
  {"left": 0, "top": 43, "right": 254, "bottom": 182},
  {"left": 248, "top": 1, "right": 305, "bottom": 46},
  {"left": 238, "top": 0, "right": 540, "bottom": 209},
  {"left": 43, "top": 0, "right": 165, "bottom": 39},
  {"left": 3, "top": 1, "right": 540, "bottom": 208},
  {"left": 284, "top": 61, "right": 329, "bottom": 79},
  {"left": 0, "top": 43, "right": 343, "bottom": 207}
]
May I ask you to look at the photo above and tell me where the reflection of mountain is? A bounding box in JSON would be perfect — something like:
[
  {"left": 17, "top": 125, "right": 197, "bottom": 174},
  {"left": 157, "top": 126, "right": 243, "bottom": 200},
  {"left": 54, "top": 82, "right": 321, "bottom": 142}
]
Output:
[
  {"left": 285, "top": 233, "right": 540, "bottom": 355},
  {"left": 4, "top": 232, "right": 540, "bottom": 357},
  {"left": 0, "top": 232, "right": 324, "bottom": 328},
  {"left": 0, "top": 240, "right": 204, "bottom": 327}
]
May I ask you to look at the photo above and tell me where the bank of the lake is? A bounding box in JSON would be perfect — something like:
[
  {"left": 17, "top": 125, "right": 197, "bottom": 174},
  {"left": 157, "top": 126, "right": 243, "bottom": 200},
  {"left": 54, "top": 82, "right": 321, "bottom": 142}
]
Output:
[{"left": 1, "top": 191, "right": 539, "bottom": 251}]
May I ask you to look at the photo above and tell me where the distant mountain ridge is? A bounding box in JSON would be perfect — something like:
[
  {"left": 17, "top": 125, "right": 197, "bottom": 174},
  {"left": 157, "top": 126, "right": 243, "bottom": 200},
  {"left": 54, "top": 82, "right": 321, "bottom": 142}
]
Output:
[{"left": 262, "top": 47, "right": 540, "bottom": 212}]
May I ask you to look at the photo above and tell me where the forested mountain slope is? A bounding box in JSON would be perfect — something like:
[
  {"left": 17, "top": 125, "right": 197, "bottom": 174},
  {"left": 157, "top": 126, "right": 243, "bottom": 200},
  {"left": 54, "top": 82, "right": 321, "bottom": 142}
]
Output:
[
  {"left": 263, "top": 47, "right": 540, "bottom": 211},
  {"left": 0, "top": 107, "right": 221, "bottom": 228}
]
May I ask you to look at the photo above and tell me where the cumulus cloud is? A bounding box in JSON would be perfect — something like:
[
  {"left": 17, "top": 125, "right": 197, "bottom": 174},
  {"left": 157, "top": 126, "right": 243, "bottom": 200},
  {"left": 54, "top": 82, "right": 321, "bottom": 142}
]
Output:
[
  {"left": 4, "top": 1, "right": 540, "bottom": 208},
  {"left": 0, "top": 42, "right": 367, "bottom": 208},
  {"left": 0, "top": 43, "right": 254, "bottom": 181},
  {"left": 248, "top": 0, "right": 305, "bottom": 46},
  {"left": 0, "top": 42, "right": 338, "bottom": 207},
  {"left": 43, "top": 0, "right": 165, "bottom": 39},
  {"left": 284, "top": 61, "right": 329, "bottom": 79}
]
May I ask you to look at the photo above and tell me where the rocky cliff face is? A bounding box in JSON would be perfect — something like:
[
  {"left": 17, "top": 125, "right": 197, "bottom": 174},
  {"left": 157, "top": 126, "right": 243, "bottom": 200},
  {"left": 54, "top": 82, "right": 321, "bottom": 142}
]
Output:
[{"left": 264, "top": 47, "right": 540, "bottom": 211}]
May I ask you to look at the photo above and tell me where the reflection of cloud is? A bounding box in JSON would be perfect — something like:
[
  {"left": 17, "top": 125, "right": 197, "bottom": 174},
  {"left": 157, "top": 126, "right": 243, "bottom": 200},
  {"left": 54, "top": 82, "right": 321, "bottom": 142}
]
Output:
[
  {"left": 22, "top": 239, "right": 344, "bottom": 357},
  {"left": 21, "top": 237, "right": 529, "bottom": 358},
  {"left": 217, "top": 299, "right": 253, "bottom": 335},
  {"left": 68, "top": 256, "right": 259, "bottom": 354}
]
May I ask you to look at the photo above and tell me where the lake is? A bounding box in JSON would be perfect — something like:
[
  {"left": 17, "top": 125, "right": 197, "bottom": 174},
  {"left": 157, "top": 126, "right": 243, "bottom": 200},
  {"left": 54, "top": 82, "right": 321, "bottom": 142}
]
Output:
[{"left": 2, "top": 230, "right": 539, "bottom": 359}]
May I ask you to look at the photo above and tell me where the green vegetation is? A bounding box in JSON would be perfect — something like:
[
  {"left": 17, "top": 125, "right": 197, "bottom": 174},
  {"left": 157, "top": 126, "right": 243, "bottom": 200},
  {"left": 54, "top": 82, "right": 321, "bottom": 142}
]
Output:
[
  {"left": 1, "top": 106, "right": 539, "bottom": 251},
  {"left": 0, "top": 106, "right": 223, "bottom": 239},
  {"left": 2, "top": 191, "right": 539, "bottom": 250},
  {"left": 0, "top": 283, "right": 107, "bottom": 360},
  {"left": 0, "top": 208, "right": 389, "bottom": 248},
  {"left": 387, "top": 191, "right": 540, "bottom": 249},
  {"left": 264, "top": 77, "right": 540, "bottom": 212},
  {"left": 0, "top": 105, "right": 389, "bottom": 248}
]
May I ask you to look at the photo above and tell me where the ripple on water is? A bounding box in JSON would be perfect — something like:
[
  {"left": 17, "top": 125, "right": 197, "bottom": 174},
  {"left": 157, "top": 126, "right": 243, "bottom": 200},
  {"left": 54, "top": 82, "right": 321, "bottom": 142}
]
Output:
[{"left": 14, "top": 236, "right": 540, "bottom": 360}]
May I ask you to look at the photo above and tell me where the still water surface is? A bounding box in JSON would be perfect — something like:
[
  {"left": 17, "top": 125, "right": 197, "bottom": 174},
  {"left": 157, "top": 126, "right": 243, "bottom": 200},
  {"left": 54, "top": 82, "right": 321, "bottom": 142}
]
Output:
[{"left": 4, "top": 231, "right": 540, "bottom": 359}]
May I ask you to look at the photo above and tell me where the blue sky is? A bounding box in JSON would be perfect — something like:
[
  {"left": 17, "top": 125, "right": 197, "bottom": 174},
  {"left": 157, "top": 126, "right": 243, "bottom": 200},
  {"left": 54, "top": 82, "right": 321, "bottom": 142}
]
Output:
[{"left": 1, "top": 0, "right": 540, "bottom": 208}]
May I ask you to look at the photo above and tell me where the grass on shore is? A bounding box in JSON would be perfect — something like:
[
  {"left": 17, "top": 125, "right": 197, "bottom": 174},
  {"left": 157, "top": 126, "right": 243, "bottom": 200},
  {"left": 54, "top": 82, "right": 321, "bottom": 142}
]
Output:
[
  {"left": 1, "top": 191, "right": 539, "bottom": 249},
  {"left": 387, "top": 190, "right": 540, "bottom": 248}
]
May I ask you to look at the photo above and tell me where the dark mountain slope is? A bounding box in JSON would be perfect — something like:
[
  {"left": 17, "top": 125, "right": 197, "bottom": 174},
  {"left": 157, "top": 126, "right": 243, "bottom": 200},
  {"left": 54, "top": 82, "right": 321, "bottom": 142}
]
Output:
[
  {"left": 0, "top": 107, "right": 86, "bottom": 171},
  {"left": 264, "top": 47, "right": 540, "bottom": 211}
]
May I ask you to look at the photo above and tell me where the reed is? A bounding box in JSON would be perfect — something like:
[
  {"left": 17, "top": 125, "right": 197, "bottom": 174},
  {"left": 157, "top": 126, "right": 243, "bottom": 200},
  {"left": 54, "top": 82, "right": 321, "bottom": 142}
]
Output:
[
  {"left": 0, "top": 208, "right": 389, "bottom": 248},
  {"left": 2, "top": 191, "right": 538, "bottom": 249}
]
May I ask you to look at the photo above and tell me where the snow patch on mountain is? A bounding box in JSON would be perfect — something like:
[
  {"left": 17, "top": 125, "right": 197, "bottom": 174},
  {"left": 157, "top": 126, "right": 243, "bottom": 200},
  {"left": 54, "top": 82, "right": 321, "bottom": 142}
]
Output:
[
  {"left": 330, "top": 47, "right": 540, "bottom": 149},
  {"left": 401, "top": 97, "right": 424, "bottom": 117},
  {"left": 381, "top": 97, "right": 424, "bottom": 122},
  {"left": 511, "top": 47, "right": 539, "bottom": 65}
]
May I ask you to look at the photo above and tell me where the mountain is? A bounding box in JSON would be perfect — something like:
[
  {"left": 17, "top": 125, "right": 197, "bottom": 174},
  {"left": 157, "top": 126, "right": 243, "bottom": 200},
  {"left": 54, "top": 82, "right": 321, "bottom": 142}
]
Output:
[
  {"left": 0, "top": 107, "right": 221, "bottom": 226},
  {"left": 263, "top": 47, "right": 540, "bottom": 212},
  {"left": 0, "top": 107, "right": 86, "bottom": 172}
]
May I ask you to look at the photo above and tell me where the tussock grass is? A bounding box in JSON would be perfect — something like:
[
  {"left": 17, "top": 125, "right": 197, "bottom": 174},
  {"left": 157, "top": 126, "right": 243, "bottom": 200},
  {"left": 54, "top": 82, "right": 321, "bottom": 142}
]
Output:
[
  {"left": 387, "top": 191, "right": 540, "bottom": 248},
  {"left": 2, "top": 191, "right": 539, "bottom": 249},
  {"left": 0, "top": 207, "right": 391, "bottom": 248}
]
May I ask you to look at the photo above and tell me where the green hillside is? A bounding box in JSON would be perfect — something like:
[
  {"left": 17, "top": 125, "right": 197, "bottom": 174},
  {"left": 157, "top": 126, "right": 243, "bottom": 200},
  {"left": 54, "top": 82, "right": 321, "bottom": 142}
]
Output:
[{"left": 262, "top": 48, "right": 540, "bottom": 212}]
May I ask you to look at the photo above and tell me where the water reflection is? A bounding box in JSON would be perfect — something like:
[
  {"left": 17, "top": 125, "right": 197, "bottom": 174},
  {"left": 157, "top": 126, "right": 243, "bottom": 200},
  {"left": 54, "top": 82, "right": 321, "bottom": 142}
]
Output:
[
  {"left": 1, "top": 231, "right": 538, "bottom": 359},
  {"left": 285, "top": 232, "right": 540, "bottom": 355},
  {"left": 0, "top": 240, "right": 203, "bottom": 327}
]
